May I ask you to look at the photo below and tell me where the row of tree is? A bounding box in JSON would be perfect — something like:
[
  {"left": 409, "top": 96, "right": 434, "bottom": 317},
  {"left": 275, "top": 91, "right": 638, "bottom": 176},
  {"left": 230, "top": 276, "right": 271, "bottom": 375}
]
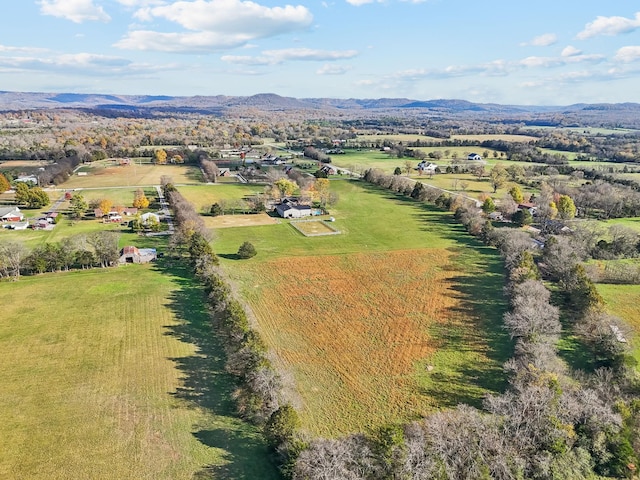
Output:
[
  {"left": 0, "top": 231, "right": 121, "bottom": 280},
  {"left": 307, "top": 171, "right": 640, "bottom": 480},
  {"left": 162, "top": 176, "right": 294, "bottom": 469}
]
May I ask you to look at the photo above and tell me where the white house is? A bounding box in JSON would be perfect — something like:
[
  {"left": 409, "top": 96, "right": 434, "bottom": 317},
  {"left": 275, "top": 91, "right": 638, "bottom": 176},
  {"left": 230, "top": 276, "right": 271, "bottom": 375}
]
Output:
[
  {"left": 467, "top": 153, "right": 482, "bottom": 161},
  {"left": 140, "top": 212, "right": 161, "bottom": 225},
  {"left": 0, "top": 206, "right": 24, "bottom": 222},
  {"left": 274, "top": 198, "right": 313, "bottom": 219},
  {"left": 14, "top": 175, "right": 38, "bottom": 185},
  {"left": 416, "top": 161, "right": 438, "bottom": 173}
]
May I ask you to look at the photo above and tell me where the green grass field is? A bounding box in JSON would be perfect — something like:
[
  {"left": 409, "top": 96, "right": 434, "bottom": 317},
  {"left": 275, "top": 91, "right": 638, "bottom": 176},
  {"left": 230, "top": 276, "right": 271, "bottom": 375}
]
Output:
[
  {"left": 0, "top": 264, "right": 278, "bottom": 480},
  {"left": 213, "top": 180, "right": 510, "bottom": 436},
  {"left": 595, "top": 283, "right": 640, "bottom": 363},
  {"left": 178, "top": 184, "right": 267, "bottom": 213}
]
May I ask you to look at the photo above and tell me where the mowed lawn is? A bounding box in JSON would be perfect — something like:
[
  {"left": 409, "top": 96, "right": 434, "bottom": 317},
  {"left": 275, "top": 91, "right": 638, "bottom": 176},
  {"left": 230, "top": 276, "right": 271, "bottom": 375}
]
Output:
[
  {"left": 596, "top": 283, "right": 640, "bottom": 363},
  {"left": 178, "top": 184, "right": 267, "bottom": 213},
  {"left": 214, "top": 180, "right": 510, "bottom": 436},
  {"left": 0, "top": 265, "right": 277, "bottom": 480}
]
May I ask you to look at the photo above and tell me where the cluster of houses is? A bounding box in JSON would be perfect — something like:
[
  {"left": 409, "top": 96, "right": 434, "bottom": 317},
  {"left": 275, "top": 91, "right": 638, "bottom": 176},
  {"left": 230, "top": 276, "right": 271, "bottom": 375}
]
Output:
[
  {"left": 94, "top": 206, "right": 139, "bottom": 223},
  {"left": 0, "top": 206, "right": 57, "bottom": 230}
]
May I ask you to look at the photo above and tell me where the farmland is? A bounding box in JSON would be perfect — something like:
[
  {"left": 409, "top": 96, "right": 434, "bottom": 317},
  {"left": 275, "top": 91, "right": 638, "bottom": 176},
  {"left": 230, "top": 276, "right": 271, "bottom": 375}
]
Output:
[
  {"left": 0, "top": 264, "right": 278, "bottom": 480},
  {"left": 61, "top": 163, "right": 203, "bottom": 189},
  {"left": 177, "top": 184, "right": 265, "bottom": 213},
  {"left": 213, "top": 180, "right": 510, "bottom": 436}
]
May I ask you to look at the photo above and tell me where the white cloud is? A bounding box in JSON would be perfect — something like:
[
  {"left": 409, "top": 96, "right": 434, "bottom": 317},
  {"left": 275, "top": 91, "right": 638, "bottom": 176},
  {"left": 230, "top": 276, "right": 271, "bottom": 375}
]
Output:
[
  {"left": 139, "top": 0, "right": 311, "bottom": 33},
  {"left": 317, "top": 64, "right": 350, "bottom": 75},
  {"left": 120, "top": 0, "right": 313, "bottom": 52},
  {"left": 346, "top": 0, "right": 377, "bottom": 6},
  {"left": 221, "top": 48, "right": 358, "bottom": 65},
  {"left": 615, "top": 46, "right": 640, "bottom": 63},
  {"left": 520, "top": 53, "right": 603, "bottom": 68},
  {"left": 577, "top": 12, "right": 640, "bottom": 39},
  {"left": 116, "top": 0, "right": 165, "bottom": 6},
  {"left": 521, "top": 33, "right": 557, "bottom": 47},
  {"left": 0, "top": 45, "right": 49, "bottom": 55},
  {"left": 115, "top": 30, "right": 252, "bottom": 52},
  {"left": 38, "top": 0, "right": 111, "bottom": 23},
  {"left": 561, "top": 46, "right": 581, "bottom": 57},
  {"left": 0, "top": 52, "right": 142, "bottom": 76}
]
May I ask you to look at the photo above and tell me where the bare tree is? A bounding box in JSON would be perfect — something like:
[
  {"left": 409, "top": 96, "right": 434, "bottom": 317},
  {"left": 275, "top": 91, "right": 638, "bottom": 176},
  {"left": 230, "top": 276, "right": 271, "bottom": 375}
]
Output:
[
  {"left": 0, "top": 240, "right": 28, "bottom": 280},
  {"left": 293, "top": 435, "right": 378, "bottom": 480}
]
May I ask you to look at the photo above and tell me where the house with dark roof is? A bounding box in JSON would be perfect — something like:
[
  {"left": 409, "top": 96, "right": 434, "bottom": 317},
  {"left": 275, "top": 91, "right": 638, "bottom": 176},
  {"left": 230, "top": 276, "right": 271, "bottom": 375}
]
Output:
[
  {"left": 467, "top": 153, "right": 482, "bottom": 161},
  {"left": 274, "top": 198, "right": 313, "bottom": 219}
]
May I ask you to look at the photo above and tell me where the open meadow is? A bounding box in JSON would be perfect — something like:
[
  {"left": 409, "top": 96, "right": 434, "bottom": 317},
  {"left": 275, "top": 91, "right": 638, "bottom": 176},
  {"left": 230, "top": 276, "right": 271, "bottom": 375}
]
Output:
[
  {"left": 178, "top": 184, "right": 266, "bottom": 213},
  {"left": 61, "top": 163, "right": 203, "bottom": 189},
  {"left": 212, "top": 180, "right": 510, "bottom": 436},
  {"left": 0, "top": 264, "right": 278, "bottom": 480},
  {"left": 596, "top": 283, "right": 640, "bottom": 363}
]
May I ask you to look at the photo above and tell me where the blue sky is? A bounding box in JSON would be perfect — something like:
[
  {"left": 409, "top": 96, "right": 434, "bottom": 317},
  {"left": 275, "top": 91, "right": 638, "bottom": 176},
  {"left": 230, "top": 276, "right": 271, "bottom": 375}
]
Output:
[{"left": 2, "top": 1, "right": 640, "bottom": 104}]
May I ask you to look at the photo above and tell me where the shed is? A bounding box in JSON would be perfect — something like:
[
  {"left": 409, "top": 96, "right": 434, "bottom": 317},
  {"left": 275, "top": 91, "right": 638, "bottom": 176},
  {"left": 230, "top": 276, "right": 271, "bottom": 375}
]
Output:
[{"left": 119, "top": 246, "right": 157, "bottom": 264}]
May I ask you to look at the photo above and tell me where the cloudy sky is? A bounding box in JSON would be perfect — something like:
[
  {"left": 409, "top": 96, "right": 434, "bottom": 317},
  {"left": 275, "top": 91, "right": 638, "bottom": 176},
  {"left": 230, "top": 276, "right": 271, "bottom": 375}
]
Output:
[{"left": 2, "top": 1, "right": 640, "bottom": 104}]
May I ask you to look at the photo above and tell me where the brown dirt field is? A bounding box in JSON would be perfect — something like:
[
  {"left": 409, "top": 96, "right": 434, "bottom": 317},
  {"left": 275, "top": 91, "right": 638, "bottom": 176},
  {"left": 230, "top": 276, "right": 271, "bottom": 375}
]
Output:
[
  {"left": 243, "top": 249, "right": 468, "bottom": 436},
  {"left": 202, "top": 213, "right": 279, "bottom": 228}
]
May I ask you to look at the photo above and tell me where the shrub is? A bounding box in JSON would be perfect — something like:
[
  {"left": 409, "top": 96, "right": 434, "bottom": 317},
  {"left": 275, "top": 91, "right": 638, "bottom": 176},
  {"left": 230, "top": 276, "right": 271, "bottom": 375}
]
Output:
[
  {"left": 210, "top": 203, "right": 223, "bottom": 216},
  {"left": 264, "top": 404, "right": 301, "bottom": 449},
  {"left": 512, "top": 209, "right": 533, "bottom": 226},
  {"left": 238, "top": 241, "right": 257, "bottom": 259}
]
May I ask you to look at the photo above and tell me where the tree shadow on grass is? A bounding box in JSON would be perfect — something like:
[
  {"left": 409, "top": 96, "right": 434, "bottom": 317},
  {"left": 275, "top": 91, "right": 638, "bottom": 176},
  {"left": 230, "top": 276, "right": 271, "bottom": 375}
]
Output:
[
  {"left": 218, "top": 253, "right": 241, "bottom": 261},
  {"left": 156, "top": 261, "right": 280, "bottom": 479}
]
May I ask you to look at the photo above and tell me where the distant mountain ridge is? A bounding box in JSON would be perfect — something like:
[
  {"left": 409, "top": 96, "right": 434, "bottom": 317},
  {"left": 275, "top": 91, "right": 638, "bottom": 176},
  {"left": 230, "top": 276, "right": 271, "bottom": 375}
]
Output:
[{"left": 1, "top": 90, "right": 640, "bottom": 119}]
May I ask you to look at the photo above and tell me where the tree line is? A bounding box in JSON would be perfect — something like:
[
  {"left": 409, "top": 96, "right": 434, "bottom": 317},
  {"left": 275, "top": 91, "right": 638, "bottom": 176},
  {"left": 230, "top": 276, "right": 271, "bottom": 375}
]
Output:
[
  {"left": 317, "top": 169, "right": 640, "bottom": 480},
  {"left": 0, "top": 231, "right": 121, "bottom": 280}
]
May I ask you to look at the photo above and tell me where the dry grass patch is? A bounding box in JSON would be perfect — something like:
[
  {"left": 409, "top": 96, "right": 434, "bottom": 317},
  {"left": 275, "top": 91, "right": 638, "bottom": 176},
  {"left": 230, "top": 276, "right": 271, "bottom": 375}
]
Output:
[
  {"left": 291, "top": 219, "right": 340, "bottom": 236},
  {"left": 0, "top": 160, "right": 51, "bottom": 168},
  {"left": 202, "top": 213, "right": 279, "bottom": 228},
  {"left": 243, "top": 249, "right": 484, "bottom": 436},
  {"left": 61, "top": 164, "right": 201, "bottom": 188}
]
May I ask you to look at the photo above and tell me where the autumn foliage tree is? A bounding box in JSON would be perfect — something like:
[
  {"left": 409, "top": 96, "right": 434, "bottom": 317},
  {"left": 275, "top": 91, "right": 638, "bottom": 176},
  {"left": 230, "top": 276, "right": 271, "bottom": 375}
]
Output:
[
  {"left": 98, "top": 198, "right": 113, "bottom": 217},
  {"left": 132, "top": 189, "right": 150, "bottom": 209},
  {"left": 0, "top": 173, "right": 10, "bottom": 193},
  {"left": 154, "top": 148, "right": 167, "bottom": 164}
]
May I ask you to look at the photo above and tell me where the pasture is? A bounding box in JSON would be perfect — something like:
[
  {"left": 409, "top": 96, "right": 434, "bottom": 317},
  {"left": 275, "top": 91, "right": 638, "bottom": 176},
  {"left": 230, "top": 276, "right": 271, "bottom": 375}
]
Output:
[
  {"left": 596, "top": 283, "right": 640, "bottom": 362},
  {"left": 326, "top": 148, "right": 546, "bottom": 177},
  {"left": 177, "top": 184, "right": 266, "bottom": 213},
  {"left": 214, "top": 180, "right": 510, "bottom": 436},
  {"left": 60, "top": 163, "right": 202, "bottom": 188},
  {"left": 0, "top": 265, "right": 277, "bottom": 480},
  {"left": 68, "top": 186, "right": 158, "bottom": 207}
]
